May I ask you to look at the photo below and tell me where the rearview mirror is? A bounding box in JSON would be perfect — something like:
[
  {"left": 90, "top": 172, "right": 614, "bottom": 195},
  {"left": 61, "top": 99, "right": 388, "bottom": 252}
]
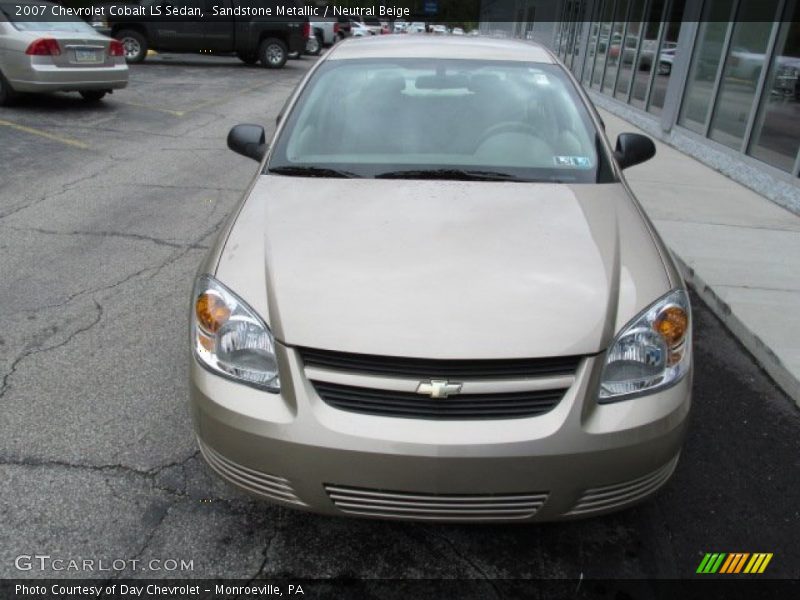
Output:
[
  {"left": 614, "top": 132, "right": 655, "bottom": 170},
  {"left": 227, "top": 124, "right": 267, "bottom": 162}
]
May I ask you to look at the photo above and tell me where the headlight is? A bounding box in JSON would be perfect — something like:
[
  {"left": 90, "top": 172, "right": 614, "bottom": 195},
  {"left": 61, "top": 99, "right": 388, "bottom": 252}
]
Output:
[
  {"left": 598, "top": 289, "right": 690, "bottom": 402},
  {"left": 191, "top": 275, "right": 279, "bottom": 392}
]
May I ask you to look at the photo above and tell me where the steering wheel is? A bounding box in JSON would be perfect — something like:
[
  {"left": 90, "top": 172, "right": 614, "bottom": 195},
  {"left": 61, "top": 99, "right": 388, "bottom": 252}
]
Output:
[{"left": 475, "top": 121, "right": 540, "bottom": 148}]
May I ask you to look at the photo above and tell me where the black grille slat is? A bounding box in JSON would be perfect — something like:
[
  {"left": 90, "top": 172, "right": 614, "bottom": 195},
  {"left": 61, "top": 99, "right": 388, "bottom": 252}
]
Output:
[
  {"left": 313, "top": 381, "right": 564, "bottom": 420},
  {"left": 298, "top": 347, "right": 581, "bottom": 380}
]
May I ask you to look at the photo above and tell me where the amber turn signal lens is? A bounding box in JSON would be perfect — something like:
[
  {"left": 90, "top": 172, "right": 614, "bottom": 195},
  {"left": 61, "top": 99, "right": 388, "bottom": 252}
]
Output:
[
  {"left": 196, "top": 292, "right": 230, "bottom": 334},
  {"left": 654, "top": 306, "right": 688, "bottom": 346}
]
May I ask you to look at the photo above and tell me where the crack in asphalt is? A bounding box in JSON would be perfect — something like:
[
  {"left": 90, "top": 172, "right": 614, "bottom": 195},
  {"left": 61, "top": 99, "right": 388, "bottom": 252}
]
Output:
[
  {"left": 0, "top": 221, "right": 219, "bottom": 394},
  {"left": 427, "top": 530, "right": 504, "bottom": 598},
  {"left": 247, "top": 510, "right": 283, "bottom": 584},
  {"left": 3, "top": 224, "right": 211, "bottom": 250},
  {"left": 0, "top": 298, "right": 104, "bottom": 399},
  {"left": 0, "top": 166, "right": 108, "bottom": 220},
  {"left": 115, "top": 501, "right": 175, "bottom": 579},
  {"left": 0, "top": 449, "right": 200, "bottom": 480}
]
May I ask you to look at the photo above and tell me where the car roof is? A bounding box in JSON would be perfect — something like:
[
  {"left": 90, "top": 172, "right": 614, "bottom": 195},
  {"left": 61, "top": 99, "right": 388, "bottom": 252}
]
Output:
[{"left": 328, "top": 36, "right": 556, "bottom": 64}]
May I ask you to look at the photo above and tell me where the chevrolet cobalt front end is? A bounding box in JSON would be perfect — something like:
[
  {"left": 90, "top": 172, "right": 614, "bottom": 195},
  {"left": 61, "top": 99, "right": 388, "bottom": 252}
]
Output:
[{"left": 189, "top": 37, "right": 692, "bottom": 522}]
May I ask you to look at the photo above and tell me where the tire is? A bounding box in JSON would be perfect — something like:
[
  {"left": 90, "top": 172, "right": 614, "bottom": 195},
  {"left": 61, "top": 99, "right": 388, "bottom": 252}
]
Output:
[
  {"left": 259, "top": 37, "right": 288, "bottom": 69},
  {"left": 80, "top": 90, "right": 107, "bottom": 102},
  {"left": 237, "top": 53, "right": 258, "bottom": 65},
  {"left": 116, "top": 29, "right": 147, "bottom": 63},
  {"left": 305, "top": 34, "right": 322, "bottom": 56},
  {"left": 0, "top": 70, "right": 17, "bottom": 106}
]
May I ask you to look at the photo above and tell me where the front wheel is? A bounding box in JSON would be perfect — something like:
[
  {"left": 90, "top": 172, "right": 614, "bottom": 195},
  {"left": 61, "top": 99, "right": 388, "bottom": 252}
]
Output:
[
  {"left": 116, "top": 29, "right": 147, "bottom": 63},
  {"left": 80, "top": 90, "right": 107, "bottom": 102},
  {"left": 259, "top": 38, "right": 288, "bottom": 69}
]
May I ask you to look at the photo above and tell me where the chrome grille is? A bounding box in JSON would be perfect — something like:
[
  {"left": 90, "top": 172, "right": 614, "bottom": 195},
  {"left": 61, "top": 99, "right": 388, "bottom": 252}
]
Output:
[
  {"left": 567, "top": 456, "right": 679, "bottom": 516},
  {"left": 325, "top": 484, "right": 548, "bottom": 521},
  {"left": 298, "top": 347, "right": 581, "bottom": 379},
  {"left": 198, "top": 439, "right": 306, "bottom": 507},
  {"left": 312, "top": 381, "right": 565, "bottom": 419}
]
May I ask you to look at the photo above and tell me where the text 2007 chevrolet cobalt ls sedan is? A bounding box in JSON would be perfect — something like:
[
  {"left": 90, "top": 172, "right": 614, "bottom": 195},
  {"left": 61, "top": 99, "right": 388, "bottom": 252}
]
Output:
[{"left": 190, "top": 37, "right": 692, "bottom": 522}]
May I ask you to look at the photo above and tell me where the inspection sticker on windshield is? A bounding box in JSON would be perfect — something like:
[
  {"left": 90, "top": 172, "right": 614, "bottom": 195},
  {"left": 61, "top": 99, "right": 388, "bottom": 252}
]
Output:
[
  {"left": 534, "top": 73, "right": 550, "bottom": 85},
  {"left": 555, "top": 156, "right": 592, "bottom": 168}
]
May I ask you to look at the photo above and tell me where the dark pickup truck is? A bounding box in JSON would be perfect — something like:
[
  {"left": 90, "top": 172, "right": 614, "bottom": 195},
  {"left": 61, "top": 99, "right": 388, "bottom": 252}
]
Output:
[{"left": 100, "top": 0, "right": 308, "bottom": 68}]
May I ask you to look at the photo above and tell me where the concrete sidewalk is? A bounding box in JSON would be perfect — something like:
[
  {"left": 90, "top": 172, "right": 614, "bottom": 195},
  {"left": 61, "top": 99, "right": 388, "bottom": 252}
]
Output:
[{"left": 599, "top": 109, "right": 800, "bottom": 406}]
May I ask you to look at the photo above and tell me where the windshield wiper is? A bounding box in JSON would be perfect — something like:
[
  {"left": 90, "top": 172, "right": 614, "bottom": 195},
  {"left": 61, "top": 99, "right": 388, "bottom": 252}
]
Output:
[
  {"left": 374, "top": 168, "right": 522, "bottom": 182},
  {"left": 268, "top": 165, "right": 359, "bottom": 178}
]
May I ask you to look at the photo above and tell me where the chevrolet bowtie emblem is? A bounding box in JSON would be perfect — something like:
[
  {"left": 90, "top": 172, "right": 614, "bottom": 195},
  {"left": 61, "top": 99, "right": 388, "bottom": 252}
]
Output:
[{"left": 416, "top": 380, "right": 463, "bottom": 398}]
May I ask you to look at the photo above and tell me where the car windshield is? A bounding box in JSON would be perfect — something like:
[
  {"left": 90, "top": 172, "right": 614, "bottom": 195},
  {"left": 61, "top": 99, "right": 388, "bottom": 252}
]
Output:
[{"left": 268, "top": 59, "right": 614, "bottom": 183}]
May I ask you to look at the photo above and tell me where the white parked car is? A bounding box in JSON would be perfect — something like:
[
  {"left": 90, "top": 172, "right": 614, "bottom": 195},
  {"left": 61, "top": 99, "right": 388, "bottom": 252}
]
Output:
[{"left": 350, "top": 22, "right": 374, "bottom": 38}]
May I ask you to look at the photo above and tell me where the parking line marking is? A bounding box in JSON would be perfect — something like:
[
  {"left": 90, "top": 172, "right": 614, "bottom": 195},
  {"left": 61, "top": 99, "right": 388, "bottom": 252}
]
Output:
[
  {"left": 114, "top": 101, "right": 185, "bottom": 116},
  {"left": 0, "top": 118, "right": 89, "bottom": 149}
]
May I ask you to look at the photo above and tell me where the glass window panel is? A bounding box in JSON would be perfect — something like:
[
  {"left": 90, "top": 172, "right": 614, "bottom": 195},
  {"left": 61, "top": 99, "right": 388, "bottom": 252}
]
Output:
[
  {"left": 581, "top": 5, "right": 603, "bottom": 83},
  {"left": 566, "top": 1, "right": 587, "bottom": 71},
  {"left": 630, "top": 0, "right": 667, "bottom": 108},
  {"left": 582, "top": 1, "right": 605, "bottom": 83},
  {"left": 648, "top": 0, "right": 686, "bottom": 115},
  {"left": 614, "top": 0, "right": 648, "bottom": 100},
  {"left": 708, "top": 0, "right": 780, "bottom": 149},
  {"left": 591, "top": 0, "right": 617, "bottom": 89},
  {"left": 677, "top": 0, "right": 733, "bottom": 133},
  {"left": 748, "top": 4, "right": 800, "bottom": 172},
  {"left": 603, "top": 0, "right": 631, "bottom": 92}
]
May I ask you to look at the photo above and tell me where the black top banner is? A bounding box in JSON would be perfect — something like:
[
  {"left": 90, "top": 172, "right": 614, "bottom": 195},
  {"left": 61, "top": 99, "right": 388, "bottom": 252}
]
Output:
[{"left": 0, "top": 0, "right": 792, "bottom": 24}]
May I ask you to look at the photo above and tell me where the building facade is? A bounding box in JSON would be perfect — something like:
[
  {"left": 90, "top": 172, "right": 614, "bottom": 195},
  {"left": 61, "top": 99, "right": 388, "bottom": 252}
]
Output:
[{"left": 551, "top": 0, "right": 800, "bottom": 212}]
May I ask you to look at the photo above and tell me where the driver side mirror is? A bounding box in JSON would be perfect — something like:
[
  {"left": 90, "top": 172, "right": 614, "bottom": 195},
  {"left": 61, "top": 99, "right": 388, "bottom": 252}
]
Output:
[
  {"left": 227, "top": 124, "right": 267, "bottom": 162},
  {"left": 614, "top": 132, "right": 656, "bottom": 170}
]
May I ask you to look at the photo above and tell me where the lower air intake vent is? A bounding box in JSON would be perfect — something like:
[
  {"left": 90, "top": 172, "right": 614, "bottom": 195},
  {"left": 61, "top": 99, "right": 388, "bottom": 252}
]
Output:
[
  {"left": 324, "top": 484, "right": 548, "bottom": 521},
  {"left": 567, "top": 456, "right": 679, "bottom": 516},
  {"left": 198, "top": 439, "right": 306, "bottom": 507}
]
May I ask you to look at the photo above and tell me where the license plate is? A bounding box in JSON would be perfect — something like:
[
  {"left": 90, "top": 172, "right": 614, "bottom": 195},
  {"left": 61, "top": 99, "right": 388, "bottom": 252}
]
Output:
[{"left": 75, "top": 49, "right": 100, "bottom": 63}]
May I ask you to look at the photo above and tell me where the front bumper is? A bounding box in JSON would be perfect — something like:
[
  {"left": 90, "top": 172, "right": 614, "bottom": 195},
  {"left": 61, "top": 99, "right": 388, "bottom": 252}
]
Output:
[{"left": 191, "top": 345, "right": 691, "bottom": 522}]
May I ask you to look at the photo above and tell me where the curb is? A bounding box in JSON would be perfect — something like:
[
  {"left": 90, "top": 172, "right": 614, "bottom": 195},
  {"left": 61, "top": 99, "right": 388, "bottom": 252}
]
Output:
[{"left": 675, "top": 255, "right": 800, "bottom": 407}]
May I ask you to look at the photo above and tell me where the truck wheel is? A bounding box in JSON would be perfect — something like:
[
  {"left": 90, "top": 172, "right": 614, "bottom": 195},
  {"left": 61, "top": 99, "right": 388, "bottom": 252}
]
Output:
[
  {"left": 237, "top": 53, "right": 258, "bottom": 65},
  {"left": 305, "top": 34, "right": 322, "bottom": 56},
  {"left": 259, "top": 38, "right": 288, "bottom": 69},
  {"left": 0, "top": 70, "right": 18, "bottom": 106},
  {"left": 117, "top": 29, "right": 147, "bottom": 63},
  {"left": 80, "top": 90, "right": 107, "bottom": 102}
]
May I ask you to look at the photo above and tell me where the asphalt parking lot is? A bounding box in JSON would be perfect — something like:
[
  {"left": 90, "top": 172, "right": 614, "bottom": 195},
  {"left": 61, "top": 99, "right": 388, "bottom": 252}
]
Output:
[{"left": 1, "top": 54, "right": 799, "bottom": 586}]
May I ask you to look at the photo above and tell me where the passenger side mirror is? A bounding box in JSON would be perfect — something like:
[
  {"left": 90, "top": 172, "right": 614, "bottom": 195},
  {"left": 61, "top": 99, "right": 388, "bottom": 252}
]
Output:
[
  {"left": 614, "top": 132, "right": 656, "bottom": 170},
  {"left": 227, "top": 124, "right": 267, "bottom": 162}
]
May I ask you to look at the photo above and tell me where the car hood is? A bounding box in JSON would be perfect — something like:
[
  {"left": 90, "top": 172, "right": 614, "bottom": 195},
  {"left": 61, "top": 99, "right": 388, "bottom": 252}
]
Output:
[{"left": 215, "top": 176, "right": 672, "bottom": 359}]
